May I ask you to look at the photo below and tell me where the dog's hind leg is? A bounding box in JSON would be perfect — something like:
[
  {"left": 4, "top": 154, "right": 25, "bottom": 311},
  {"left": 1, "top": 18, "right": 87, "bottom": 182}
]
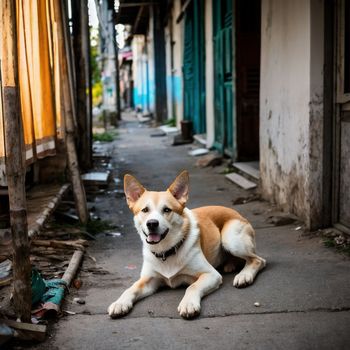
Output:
[{"left": 221, "top": 219, "right": 266, "bottom": 288}]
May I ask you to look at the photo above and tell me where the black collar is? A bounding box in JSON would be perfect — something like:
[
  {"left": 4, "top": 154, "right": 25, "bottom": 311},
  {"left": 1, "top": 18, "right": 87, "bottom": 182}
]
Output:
[{"left": 151, "top": 238, "right": 186, "bottom": 261}]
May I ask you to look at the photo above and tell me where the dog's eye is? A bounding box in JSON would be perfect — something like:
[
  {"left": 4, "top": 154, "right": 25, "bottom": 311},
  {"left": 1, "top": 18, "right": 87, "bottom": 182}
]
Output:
[
  {"left": 141, "top": 207, "right": 149, "bottom": 213},
  {"left": 163, "top": 207, "right": 172, "bottom": 213}
]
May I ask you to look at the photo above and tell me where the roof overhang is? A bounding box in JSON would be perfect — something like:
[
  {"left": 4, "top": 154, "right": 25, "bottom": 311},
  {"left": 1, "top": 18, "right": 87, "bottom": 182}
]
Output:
[{"left": 117, "top": 1, "right": 159, "bottom": 35}]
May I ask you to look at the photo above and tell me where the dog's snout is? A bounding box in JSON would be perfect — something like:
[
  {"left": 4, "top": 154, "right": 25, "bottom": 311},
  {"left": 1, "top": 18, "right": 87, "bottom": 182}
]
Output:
[{"left": 146, "top": 219, "right": 159, "bottom": 230}]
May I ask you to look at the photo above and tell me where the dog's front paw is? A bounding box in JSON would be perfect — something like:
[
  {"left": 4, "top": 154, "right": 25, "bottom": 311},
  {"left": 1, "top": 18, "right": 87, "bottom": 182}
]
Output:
[
  {"left": 233, "top": 271, "right": 254, "bottom": 288},
  {"left": 177, "top": 299, "right": 201, "bottom": 319},
  {"left": 108, "top": 300, "right": 133, "bottom": 318}
]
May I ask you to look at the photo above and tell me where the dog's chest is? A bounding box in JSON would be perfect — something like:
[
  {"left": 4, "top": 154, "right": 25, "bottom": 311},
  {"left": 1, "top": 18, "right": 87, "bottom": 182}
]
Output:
[
  {"left": 163, "top": 273, "right": 196, "bottom": 288},
  {"left": 155, "top": 258, "right": 184, "bottom": 280},
  {"left": 151, "top": 257, "right": 196, "bottom": 287}
]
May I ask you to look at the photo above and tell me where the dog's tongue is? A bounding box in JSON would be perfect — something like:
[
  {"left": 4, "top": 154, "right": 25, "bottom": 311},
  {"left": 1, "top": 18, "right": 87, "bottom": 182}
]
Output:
[{"left": 147, "top": 234, "right": 162, "bottom": 243}]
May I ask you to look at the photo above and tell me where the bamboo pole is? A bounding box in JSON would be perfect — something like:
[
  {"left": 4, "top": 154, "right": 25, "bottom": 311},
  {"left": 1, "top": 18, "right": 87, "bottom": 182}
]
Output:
[
  {"left": 53, "top": 0, "right": 89, "bottom": 224},
  {"left": 62, "top": 250, "right": 84, "bottom": 285},
  {"left": 0, "top": 0, "right": 32, "bottom": 322}
]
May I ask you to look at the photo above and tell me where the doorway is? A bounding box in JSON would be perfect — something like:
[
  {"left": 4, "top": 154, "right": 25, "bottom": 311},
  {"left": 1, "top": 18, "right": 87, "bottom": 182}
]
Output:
[
  {"left": 332, "top": 0, "right": 350, "bottom": 233},
  {"left": 213, "top": 0, "right": 261, "bottom": 158},
  {"left": 183, "top": 0, "right": 206, "bottom": 134},
  {"left": 235, "top": 0, "right": 261, "bottom": 160},
  {"left": 213, "top": 0, "right": 233, "bottom": 154}
]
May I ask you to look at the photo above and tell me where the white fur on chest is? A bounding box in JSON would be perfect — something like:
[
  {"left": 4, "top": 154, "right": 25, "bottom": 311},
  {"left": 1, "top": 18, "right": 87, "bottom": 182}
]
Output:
[
  {"left": 141, "top": 208, "right": 202, "bottom": 280},
  {"left": 145, "top": 247, "right": 200, "bottom": 279}
]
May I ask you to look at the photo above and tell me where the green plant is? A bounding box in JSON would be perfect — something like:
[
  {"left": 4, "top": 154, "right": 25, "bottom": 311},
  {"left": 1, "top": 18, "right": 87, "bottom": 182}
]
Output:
[
  {"left": 220, "top": 166, "right": 234, "bottom": 175},
  {"left": 165, "top": 118, "right": 176, "bottom": 127},
  {"left": 49, "top": 218, "right": 115, "bottom": 235},
  {"left": 85, "top": 219, "right": 115, "bottom": 235},
  {"left": 92, "top": 131, "right": 117, "bottom": 142},
  {"left": 323, "top": 237, "right": 350, "bottom": 257}
]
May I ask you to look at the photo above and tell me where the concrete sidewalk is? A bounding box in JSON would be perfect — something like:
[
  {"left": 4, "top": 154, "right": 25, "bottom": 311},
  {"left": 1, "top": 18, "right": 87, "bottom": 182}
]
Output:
[{"left": 32, "top": 117, "right": 350, "bottom": 350}]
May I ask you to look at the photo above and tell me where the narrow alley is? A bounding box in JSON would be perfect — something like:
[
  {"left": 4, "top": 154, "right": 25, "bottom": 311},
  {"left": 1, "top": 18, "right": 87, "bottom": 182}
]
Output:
[
  {"left": 1, "top": 1, "right": 350, "bottom": 348},
  {"left": 31, "top": 114, "right": 350, "bottom": 350}
]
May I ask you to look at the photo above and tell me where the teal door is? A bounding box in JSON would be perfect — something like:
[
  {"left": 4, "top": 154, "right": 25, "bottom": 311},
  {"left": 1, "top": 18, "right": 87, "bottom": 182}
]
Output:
[
  {"left": 183, "top": 0, "right": 206, "bottom": 134},
  {"left": 213, "top": 0, "right": 234, "bottom": 155}
]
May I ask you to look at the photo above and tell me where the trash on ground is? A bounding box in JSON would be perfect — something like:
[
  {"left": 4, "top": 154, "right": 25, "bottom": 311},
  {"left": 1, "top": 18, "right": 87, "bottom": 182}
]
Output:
[
  {"left": 31, "top": 268, "right": 67, "bottom": 318},
  {"left": 150, "top": 131, "right": 166, "bottom": 137},
  {"left": 0, "top": 259, "right": 12, "bottom": 286},
  {"left": 54, "top": 211, "right": 80, "bottom": 224},
  {"left": 188, "top": 148, "right": 209, "bottom": 157},
  {"left": 195, "top": 153, "right": 222, "bottom": 168},
  {"left": 86, "top": 254, "right": 97, "bottom": 263},
  {"left": 73, "top": 279, "right": 83, "bottom": 289},
  {"left": 172, "top": 134, "right": 193, "bottom": 146},
  {"left": 266, "top": 214, "right": 297, "bottom": 226},
  {"left": 73, "top": 297, "right": 85, "bottom": 305},
  {"left": 254, "top": 302, "right": 261, "bottom": 307},
  {"left": 0, "top": 323, "right": 14, "bottom": 346},
  {"left": 106, "top": 232, "right": 122, "bottom": 237},
  {"left": 63, "top": 310, "right": 76, "bottom": 315},
  {"left": 137, "top": 114, "right": 151, "bottom": 123},
  {"left": 232, "top": 194, "right": 260, "bottom": 205},
  {"left": 158, "top": 125, "right": 179, "bottom": 135},
  {"left": 125, "top": 264, "right": 137, "bottom": 270},
  {"left": 83, "top": 267, "right": 110, "bottom": 275},
  {"left": 81, "top": 171, "right": 110, "bottom": 186}
]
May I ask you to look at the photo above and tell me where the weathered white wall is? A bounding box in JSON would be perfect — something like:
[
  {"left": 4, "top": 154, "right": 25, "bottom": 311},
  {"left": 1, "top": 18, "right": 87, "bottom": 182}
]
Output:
[
  {"left": 260, "top": 0, "right": 324, "bottom": 228},
  {"left": 100, "top": 1, "right": 117, "bottom": 111},
  {"left": 172, "top": 0, "right": 184, "bottom": 128},
  {"left": 205, "top": 0, "right": 214, "bottom": 148},
  {"left": 165, "top": 25, "right": 173, "bottom": 121},
  {"left": 147, "top": 10, "right": 155, "bottom": 113},
  {"left": 132, "top": 36, "right": 144, "bottom": 109}
]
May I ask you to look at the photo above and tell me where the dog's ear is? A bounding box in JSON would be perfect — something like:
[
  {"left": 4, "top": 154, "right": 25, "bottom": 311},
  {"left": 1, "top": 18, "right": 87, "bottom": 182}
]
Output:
[
  {"left": 124, "top": 174, "right": 146, "bottom": 209},
  {"left": 168, "top": 170, "right": 189, "bottom": 206}
]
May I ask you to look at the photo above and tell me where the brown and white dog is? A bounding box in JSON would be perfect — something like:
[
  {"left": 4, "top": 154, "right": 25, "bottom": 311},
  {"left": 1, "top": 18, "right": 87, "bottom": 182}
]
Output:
[{"left": 108, "top": 171, "right": 266, "bottom": 319}]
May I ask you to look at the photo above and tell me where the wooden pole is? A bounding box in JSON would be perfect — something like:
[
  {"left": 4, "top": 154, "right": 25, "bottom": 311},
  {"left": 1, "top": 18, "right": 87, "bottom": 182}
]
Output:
[
  {"left": 72, "top": 0, "right": 92, "bottom": 170},
  {"left": 152, "top": 3, "right": 167, "bottom": 123},
  {"left": 0, "top": 0, "right": 32, "bottom": 322},
  {"left": 62, "top": 250, "right": 84, "bottom": 285},
  {"left": 113, "top": 16, "right": 121, "bottom": 122},
  {"left": 55, "top": 0, "right": 89, "bottom": 225}
]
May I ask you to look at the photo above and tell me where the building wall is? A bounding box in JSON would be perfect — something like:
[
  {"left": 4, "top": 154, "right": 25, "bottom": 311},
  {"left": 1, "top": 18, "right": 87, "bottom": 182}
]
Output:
[
  {"left": 132, "top": 35, "right": 147, "bottom": 111},
  {"left": 100, "top": 1, "right": 117, "bottom": 111},
  {"left": 165, "top": 25, "right": 174, "bottom": 121},
  {"left": 147, "top": 11, "right": 155, "bottom": 114},
  {"left": 171, "top": 0, "right": 184, "bottom": 128},
  {"left": 204, "top": 0, "right": 214, "bottom": 147},
  {"left": 260, "top": 0, "right": 324, "bottom": 228}
]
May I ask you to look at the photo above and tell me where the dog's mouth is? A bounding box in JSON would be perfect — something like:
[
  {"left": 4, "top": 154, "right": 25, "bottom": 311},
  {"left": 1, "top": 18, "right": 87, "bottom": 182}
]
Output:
[{"left": 143, "top": 229, "right": 169, "bottom": 245}]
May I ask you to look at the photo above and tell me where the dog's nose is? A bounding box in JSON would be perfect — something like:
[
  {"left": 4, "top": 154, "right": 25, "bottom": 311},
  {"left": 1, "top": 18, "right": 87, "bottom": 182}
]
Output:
[{"left": 146, "top": 219, "right": 159, "bottom": 230}]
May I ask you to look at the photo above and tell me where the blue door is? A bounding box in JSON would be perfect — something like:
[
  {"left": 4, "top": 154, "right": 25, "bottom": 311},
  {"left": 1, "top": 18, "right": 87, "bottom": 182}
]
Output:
[
  {"left": 183, "top": 0, "right": 206, "bottom": 134},
  {"left": 213, "top": 0, "right": 234, "bottom": 155}
]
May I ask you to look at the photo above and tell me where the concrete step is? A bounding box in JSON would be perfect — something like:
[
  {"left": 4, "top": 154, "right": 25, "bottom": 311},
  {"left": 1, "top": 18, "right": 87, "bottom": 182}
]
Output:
[
  {"left": 232, "top": 161, "right": 260, "bottom": 180},
  {"left": 193, "top": 133, "right": 207, "bottom": 146},
  {"left": 225, "top": 172, "right": 257, "bottom": 190}
]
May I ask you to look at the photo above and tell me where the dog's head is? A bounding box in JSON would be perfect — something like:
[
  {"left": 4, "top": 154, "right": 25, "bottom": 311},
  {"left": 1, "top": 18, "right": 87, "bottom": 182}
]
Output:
[{"left": 124, "top": 171, "right": 189, "bottom": 249}]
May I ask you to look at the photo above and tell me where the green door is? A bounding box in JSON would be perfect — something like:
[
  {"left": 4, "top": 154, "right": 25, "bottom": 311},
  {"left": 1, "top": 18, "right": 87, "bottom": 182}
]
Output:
[
  {"left": 183, "top": 0, "right": 206, "bottom": 134},
  {"left": 213, "top": 0, "right": 234, "bottom": 155}
]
